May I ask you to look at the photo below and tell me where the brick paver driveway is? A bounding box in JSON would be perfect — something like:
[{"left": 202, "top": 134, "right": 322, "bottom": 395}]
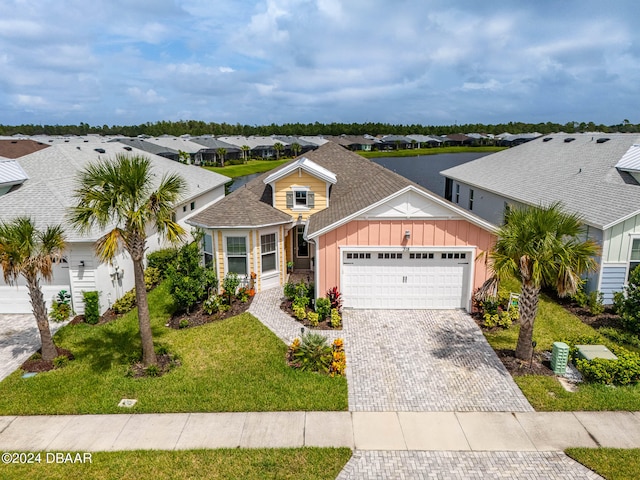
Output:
[{"left": 343, "top": 309, "right": 533, "bottom": 412}]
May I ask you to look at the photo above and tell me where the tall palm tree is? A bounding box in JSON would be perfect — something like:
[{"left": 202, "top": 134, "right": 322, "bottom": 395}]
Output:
[
  {"left": 273, "top": 142, "right": 284, "bottom": 160},
  {"left": 241, "top": 145, "right": 251, "bottom": 164},
  {"left": 490, "top": 202, "right": 599, "bottom": 360},
  {"left": 291, "top": 142, "right": 302, "bottom": 157},
  {"left": 0, "top": 217, "right": 66, "bottom": 362},
  {"left": 69, "top": 154, "right": 186, "bottom": 366},
  {"left": 216, "top": 148, "right": 227, "bottom": 167}
]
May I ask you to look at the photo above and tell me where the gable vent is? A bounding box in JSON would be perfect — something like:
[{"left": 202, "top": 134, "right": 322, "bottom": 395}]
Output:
[
  {"left": 94, "top": 148, "right": 106, "bottom": 153},
  {"left": 543, "top": 137, "right": 553, "bottom": 142},
  {"left": 564, "top": 138, "right": 575, "bottom": 143},
  {"left": 596, "top": 138, "right": 610, "bottom": 144}
]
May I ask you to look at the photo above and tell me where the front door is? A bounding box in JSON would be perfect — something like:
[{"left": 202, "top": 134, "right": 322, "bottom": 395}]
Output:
[{"left": 294, "top": 226, "right": 310, "bottom": 269}]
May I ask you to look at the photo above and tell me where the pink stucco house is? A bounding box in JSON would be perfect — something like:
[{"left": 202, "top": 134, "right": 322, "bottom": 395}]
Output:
[{"left": 187, "top": 141, "right": 497, "bottom": 311}]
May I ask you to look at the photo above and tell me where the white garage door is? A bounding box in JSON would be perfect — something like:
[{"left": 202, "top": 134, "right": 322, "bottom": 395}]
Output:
[{"left": 341, "top": 250, "right": 472, "bottom": 309}]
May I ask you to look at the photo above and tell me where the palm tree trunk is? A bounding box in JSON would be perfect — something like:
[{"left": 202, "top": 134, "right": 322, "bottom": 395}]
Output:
[
  {"left": 27, "top": 276, "right": 58, "bottom": 362},
  {"left": 132, "top": 256, "right": 157, "bottom": 366},
  {"left": 515, "top": 282, "right": 540, "bottom": 360}
]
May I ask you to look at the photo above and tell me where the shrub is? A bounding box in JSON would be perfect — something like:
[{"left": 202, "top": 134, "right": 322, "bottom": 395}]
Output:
[
  {"left": 237, "top": 286, "right": 250, "bottom": 303},
  {"left": 221, "top": 272, "right": 241, "bottom": 304},
  {"left": 145, "top": 364, "right": 160, "bottom": 377},
  {"left": 49, "top": 290, "right": 73, "bottom": 322},
  {"left": 315, "top": 297, "right": 331, "bottom": 320},
  {"left": 167, "top": 241, "right": 217, "bottom": 313},
  {"left": 179, "top": 319, "right": 189, "bottom": 329},
  {"left": 293, "top": 305, "right": 307, "bottom": 320},
  {"left": 146, "top": 248, "right": 179, "bottom": 277},
  {"left": 82, "top": 291, "right": 100, "bottom": 325},
  {"left": 330, "top": 338, "right": 346, "bottom": 377},
  {"left": 612, "top": 267, "right": 640, "bottom": 333},
  {"left": 587, "top": 290, "right": 605, "bottom": 316},
  {"left": 144, "top": 267, "right": 162, "bottom": 291},
  {"left": 307, "top": 311, "right": 319, "bottom": 327},
  {"left": 292, "top": 295, "right": 309, "bottom": 310},
  {"left": 575, "top": 348, "right": 640, "bottom": 386},
  {"left": 330, "top": 308, "right": 342, "bottom": 328},
  {"left": 52, "top": 355, "right": 68, "bottom": 369},
  {"left": 327, "top": 287, "right": 342, "bottom": 313},
  {"left": 111, "top": 289, "right": 137, "bottom": 314},
  {"left": 283, "top": 282, "right": 297, "bottom": 301},
  {"left": 294, "top": 281, "right": 309, "bottom": 299},
  {"left": 571, "top": 282, "right": 589, "bottom": 308},
  {"left": 598, "top": 327, "right": 640, "bottom": 349},
  {"left": 482, "top": 309, "right": 516, "bottom": 329},
  {"left": 291, "top": 332, "right": 332, "bottom": 373},
  {"left": 168, "top": 275, "right": 202, "bottom": 314},
  {"left": 203, "top": 295, "right": 221, "bottom": 315}
]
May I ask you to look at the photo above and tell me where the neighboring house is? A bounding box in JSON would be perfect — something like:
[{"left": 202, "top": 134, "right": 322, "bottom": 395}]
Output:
[
  {"left": 217, "top": 136, "right": 290, "bottom": 159},
  {"left": 189, "top": 136, "right": 242, "bottom": 164},
  {"left": 441, "top": 133, "right": 640, "bottom": 302},
  {"left": 0, "top": 160, "right": 29, "bottom": 196},
  {"left": 110, "top": 137, "right": 181, "bottom": 162},
  {"left": 324, "top": 135, "right": 378, "bottom": 151},
  {"left": 0, "top": 140, "right": 230, "bottom": 314},
  {"left": 187, "top": 142, "right": 497, "bottom": 311}
]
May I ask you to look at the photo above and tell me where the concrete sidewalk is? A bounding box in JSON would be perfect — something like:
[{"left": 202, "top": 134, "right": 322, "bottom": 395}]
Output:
[{"left": 1, "top": 411, "right": 640, "bottom": 452}]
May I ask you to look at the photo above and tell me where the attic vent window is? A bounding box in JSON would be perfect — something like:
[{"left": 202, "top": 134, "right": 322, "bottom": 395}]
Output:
[
  {"left": 596, "top": 138, "right": 610, "bottom": 144},
  {"left": 543, "top": 137, "right": 553, "bottom": 142},
  {"left": 564, "top": 138, "right": 575, "bottom": 143},
  {"left": 123, "top": 146, "right": 132, "bottom": 151},
  {"left": 94, "top": 148, "right": 106, "bottom": 153}
]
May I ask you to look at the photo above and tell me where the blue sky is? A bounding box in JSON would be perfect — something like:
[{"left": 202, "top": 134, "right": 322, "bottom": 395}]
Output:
[{"left": 1, "top": 0, "right": 638, "bottom": 127}]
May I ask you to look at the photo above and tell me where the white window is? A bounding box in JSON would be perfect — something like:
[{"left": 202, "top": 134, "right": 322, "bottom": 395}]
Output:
[
  {"left": 261, "top": 233, "right": 277, "bottom": 273},
  {"left": 295, "top": 190, "right": 307, "bottom": 207},
  {"left": 203, "top": 233, "right": 214, "bottom": 268},
  {"left": 226, "top": 236, "right": 247, "bottom": 275},
  {"left": 629, "top": 238, "right": 640, "bottom": 279},
  {"left": 286, "top": 187, "right": 315, "bottom": 210}
]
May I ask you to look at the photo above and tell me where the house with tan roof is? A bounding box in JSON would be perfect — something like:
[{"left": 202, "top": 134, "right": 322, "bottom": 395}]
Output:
[
  {"left": 441, "top": 133, "right": 640, "bottom": 302},
  {"left": 188, "top": 142, "right": 498, "bottom": 311}
]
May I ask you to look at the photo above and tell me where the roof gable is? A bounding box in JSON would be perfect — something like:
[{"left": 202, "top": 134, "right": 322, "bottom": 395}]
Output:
[{"left": 263, "top": 156, "right": 337, "bottom": 185}]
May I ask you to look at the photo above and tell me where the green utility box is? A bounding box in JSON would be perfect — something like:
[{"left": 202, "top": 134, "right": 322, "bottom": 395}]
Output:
[{"left": 551, "top": 342, "right": 570, "bottom": 375}]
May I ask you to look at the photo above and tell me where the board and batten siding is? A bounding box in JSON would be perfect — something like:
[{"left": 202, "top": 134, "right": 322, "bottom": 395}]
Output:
[
  {"left": 603, "top": 214, "right": 640, "bottom": 263},
  {"left": 600, "top": 265, "right": 627, "bottom": 303},
  {"left": 316, "top": 219, "right": 495, "bottom": 296},
  {"left": 274, "top": 170, "right": 328, "bottom": 221}
]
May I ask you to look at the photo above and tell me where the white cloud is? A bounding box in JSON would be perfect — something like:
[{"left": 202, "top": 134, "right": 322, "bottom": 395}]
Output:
[{"left": 126, "top": 87, "right": 166, "bottom": 105}]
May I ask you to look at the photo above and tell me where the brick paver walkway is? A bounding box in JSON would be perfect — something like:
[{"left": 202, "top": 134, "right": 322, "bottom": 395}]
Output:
[
  {"left": 344, "top": 309, "right": 533, "bottom": 412},
  {"left": 336, "top": 451, "right": 603, "bottom": 480},
  {"left": 0, "top": 314, "right": 69, "bottom": 381}
]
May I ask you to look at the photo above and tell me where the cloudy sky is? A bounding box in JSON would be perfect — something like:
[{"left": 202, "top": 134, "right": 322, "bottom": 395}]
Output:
[{"left": 1, "top": 0, "right": 638, "bottom": 127}]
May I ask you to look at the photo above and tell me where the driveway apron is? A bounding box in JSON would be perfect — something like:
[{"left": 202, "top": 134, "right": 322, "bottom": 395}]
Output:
[{"left": 343, "top": 309, "right": 533, "bottom": 412}]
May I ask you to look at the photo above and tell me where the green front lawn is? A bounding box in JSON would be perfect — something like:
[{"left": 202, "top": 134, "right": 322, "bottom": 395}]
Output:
[
  {"left": 203, "top": 159, "right": 289, "bottom": 178},
  {"left": 566, "top": 448, "right": 640, "bottom": 480},
  {"left": 0, "top": 282, "right": 347, "bottom": 414},
  {"left": 2, "top": 448, "right": 352, "bottom": 480},
  {"left": 482, "top": 279, "right": 640, "bottom": 411}
]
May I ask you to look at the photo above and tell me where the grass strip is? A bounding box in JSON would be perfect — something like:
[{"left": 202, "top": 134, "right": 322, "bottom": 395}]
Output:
[
  {"left": 566, "top": 448, "right": 640, "bottom": 480},
  {"left": 2, "top": 448, "right": 352, "bottom": 480}
]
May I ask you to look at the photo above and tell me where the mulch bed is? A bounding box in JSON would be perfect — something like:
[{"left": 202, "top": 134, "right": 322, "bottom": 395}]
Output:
[
  {"left": 495, "top": 348, "right": 555, "bottom": 377},
  {"left": 556, "top": 299, "right": 621, "bottom": 329},
  {"left": 166, "top": 297, "right": 253, "bottom": 329},
  {"left": 280, "top": 299, "right": 342, "bottom": 330},
  {"left": 69, "top": 309, "right": 120, "bottom": 326},
  {"left": 21, "top": 347, "right": 74, "bottom": 373},
  {"left": 128, "top": 353, "right": 180, "bottom": 378}
]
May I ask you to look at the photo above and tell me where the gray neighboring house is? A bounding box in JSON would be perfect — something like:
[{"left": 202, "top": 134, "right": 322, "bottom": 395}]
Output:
[
  {"left": 441, "top": 133, "right": 640, "bottom": 302},
  {"left": 0, "top": 140, "right": 230, "bottom": 314}
]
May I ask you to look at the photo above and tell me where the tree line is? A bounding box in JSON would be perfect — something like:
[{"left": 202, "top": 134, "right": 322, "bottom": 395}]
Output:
[{"left": 1, "top": 119, "right": 638, "bottom": 137}]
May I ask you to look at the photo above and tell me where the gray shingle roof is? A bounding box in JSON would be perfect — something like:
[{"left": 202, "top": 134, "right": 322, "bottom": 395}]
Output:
[
  {"left": 0, "top": 143, "right": 230, "bottom": 241},
  {"left": 188, "top": 141, "right": 492, "bottom": 235},
  {"left": 441, "top": 133, "right": 640, "bottom": 229}
]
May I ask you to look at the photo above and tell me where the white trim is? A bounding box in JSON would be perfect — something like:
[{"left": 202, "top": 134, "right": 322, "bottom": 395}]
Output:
[
  {"left": 603, "top": 209, "right": 640, "bottom": 231},
  {"left": 624, "top": 234, "right": 640, "bottom": 283},
  {"left": 259, "top": 229, "right": 279, "bottom": 275},
  {"left": 314, "top": 237, "right": 321, "bottom": 301},
  {"left": 222, "top": 232, "right": 249, "bottom": 276},
  {"left": 187, "top": 220, "right": 292, "bottom": 230},
  {"left": 263, "top": 156, "right": 337, "bottom": 185},
  {"left": 308, "top": 185, "right": 498, "bottom": 239}
]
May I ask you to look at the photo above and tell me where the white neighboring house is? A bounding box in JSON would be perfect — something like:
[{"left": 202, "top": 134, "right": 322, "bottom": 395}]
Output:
[{"left": 0, "top": 140, "right": 230, "bottom": 315}]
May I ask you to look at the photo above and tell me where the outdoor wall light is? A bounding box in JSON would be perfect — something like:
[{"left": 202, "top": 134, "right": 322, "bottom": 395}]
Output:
[
  {"left": 405, "top": 230, "right": 411, "bottom": 239},
  {"left": 79, "top": 260, "right": 85, "bottom": 268}
]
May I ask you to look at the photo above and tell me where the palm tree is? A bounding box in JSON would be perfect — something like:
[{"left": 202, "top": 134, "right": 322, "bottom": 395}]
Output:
[
  {"left": 216, "top": 148, "right": 227, "bottom": 167},
  {"left": 490, "top": 202, "right": 599, "bottom": 360},
  {"left": 0, "top": 217, "right": 66, "bottom": 362},
  {"left": 69, "top": 154, "right": 186, "bottom": 366},
  {"left": 241, "top": 145, "right": 251, "bottom": 164},
  {"left": 273, "top": 142, "right": 284, "bottom": 160},
  {"left": 291, "top": 142, "right": 302, "bottom": 157}
]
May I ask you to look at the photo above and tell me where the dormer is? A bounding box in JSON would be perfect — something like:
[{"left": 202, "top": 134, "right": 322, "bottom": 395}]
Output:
[
  {"left": 263, "top": 157, "right": 337, "bottom": 220},
  {"left": 0, "top": 160, "right": 29, "bottom": 196},
  {"left": 615, "top": 144, "right": 640, "bottom": 183}
]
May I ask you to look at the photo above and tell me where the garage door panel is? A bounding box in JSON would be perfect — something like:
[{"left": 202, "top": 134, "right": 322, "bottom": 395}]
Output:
[{"left": 342, "top": 250, "right": 470, "bottom": 310}]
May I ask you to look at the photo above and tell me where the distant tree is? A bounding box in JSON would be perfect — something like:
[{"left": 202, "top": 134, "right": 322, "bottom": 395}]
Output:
[
  {"left": 273, "top": 142, "right": 284, "bottom": 160},
  {"left": 241, "top": 145, "right": 251, "bottom": 164},
  {"left": 291, "top": 142, "right": 302, "bottom": 157},
  {"left": 0, "top": 218, "right": 66, "bottom": 362},
  {"left": 216, "top": 148, "right": 227, "bottom": 167}
]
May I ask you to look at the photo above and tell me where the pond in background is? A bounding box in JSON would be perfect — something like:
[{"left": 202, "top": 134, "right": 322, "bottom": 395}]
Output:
[
  {"left": 371, "top": 152, "right": 490, "bottom": 197},
  {"left": 228, "top": 152, "right": 491, "bottom": 195}
]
